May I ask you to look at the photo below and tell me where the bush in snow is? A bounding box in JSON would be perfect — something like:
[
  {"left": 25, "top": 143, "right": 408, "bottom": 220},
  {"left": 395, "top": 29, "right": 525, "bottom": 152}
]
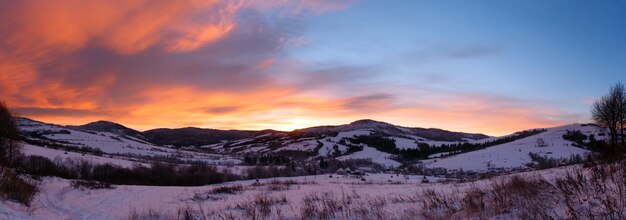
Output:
[
  {"left": 556, "top": 160, "right": 626, "bottom": 219},
  {"left": 209, "top": 185, "right": 244, "bottom": 195},
  {"left": 71, "top": 180, "right": 114, "bottom": 190},
  {"left": 0, "top": 169, "right": 38, "bottom": 206}
]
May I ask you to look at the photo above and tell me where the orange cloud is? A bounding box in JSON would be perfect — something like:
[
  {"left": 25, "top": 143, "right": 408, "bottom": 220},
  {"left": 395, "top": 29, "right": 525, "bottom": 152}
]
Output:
[
  {"left": 0, "top": 0, "right": 582, "bottom": 136},
  {"left": 9, "top": 79, "right": 578, "bottom": 136},
  {"left": 3, "top": 0, "right": 239, "bottom": 55}
]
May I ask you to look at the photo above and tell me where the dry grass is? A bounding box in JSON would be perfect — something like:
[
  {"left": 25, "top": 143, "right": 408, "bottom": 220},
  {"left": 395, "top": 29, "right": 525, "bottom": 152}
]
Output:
[
  {"left": 209, "top": 184, "right": 243, "bottom": 195},
  {"left": 556, "top": 161, "right": 626, "bottom": 219},
  {"left": 251, "top": 179, "right": 316, "bottom": 191},
  {"left": 121, "top": 160, "right": 626, "bottom": 219},
  {"left": 417, "top": 189, "right": 461, "bottom": 219},
  {"left": 127, "top": 208, "right": 168, "bottom": 220},
  {"left": 299, "top": 190, "right": 390, "bottom": 220},
  {"left": 234, "top": 193, "right": 288, "bottom": 219}
]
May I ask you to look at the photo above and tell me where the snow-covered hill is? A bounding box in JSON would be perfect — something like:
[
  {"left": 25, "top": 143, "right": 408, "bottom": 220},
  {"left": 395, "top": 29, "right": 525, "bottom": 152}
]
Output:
[
  {"left": 424, "top": 124, "right": 605, "bottom": 171},
  {"left": 16, "top": 117, "right": 603, "bottom": 171},
  {"left": 200, "top": 120, "right": 494, "bottom": 167},
  {"left": 4, "top": 118, "right": 614, "bottom": 219},
  {"left": 16, "top": 118, "right": 239, "bottom": 165}
]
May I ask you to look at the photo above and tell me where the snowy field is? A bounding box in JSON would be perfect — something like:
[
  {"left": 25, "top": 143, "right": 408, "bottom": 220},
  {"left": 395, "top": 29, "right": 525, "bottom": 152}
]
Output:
[{"left": 0, "top": 165, "right": 584, "bottom": 220}]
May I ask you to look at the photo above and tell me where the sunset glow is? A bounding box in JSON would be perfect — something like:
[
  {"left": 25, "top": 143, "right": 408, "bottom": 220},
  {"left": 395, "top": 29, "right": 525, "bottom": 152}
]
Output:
[{"left": 2, "top": 0, "right": 625, "bottom": 135}]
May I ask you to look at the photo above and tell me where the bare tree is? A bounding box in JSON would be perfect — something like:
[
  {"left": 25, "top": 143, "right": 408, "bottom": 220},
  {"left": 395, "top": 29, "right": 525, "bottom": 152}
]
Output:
[
  {"left": 619, "top": 83, "right": 626, "bottom": 145},
  {"left": 0, "top": 101, "right": 21, "bottom": 166},
  {"left": 612, "top": 83, "right": 626, "bottom": 146},
  {"left": 592, "top": 82, "right": 626, "bottom": 147}
]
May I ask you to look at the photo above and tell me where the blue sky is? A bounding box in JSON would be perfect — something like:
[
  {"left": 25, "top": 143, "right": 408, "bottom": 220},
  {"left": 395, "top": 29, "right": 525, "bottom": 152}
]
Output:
[
  {"left": 291, "top": 0, "right": 626, "bottom": 111},
  {"left": 2, "top": 0, "right": 625, "bottom": 135}
]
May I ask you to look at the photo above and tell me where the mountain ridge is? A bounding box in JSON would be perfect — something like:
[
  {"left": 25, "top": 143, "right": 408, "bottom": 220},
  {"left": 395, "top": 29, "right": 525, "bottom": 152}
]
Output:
[{"left": 18, "top": 117, "right": 491, "bottom": 147}]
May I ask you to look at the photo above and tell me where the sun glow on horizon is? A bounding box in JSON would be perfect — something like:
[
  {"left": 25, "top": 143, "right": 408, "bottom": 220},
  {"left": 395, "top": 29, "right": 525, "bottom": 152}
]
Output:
[{"left": 2, "top": 0, "right": 621, "bottom": 137}]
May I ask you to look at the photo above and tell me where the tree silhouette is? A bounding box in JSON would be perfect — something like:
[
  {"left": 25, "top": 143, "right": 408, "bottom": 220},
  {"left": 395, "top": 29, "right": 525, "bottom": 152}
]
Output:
[
  {"left": 591, "top": 82, "right": 626, "bottom": 147},
  {"left": 0, "top": 101, "right": 21, "bottom": 166}
]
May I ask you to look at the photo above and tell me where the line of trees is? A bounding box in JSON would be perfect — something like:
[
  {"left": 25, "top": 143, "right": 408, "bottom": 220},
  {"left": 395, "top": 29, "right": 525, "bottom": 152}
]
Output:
[
  {"left": 243, "top": 155, "right": 291, "bottom": 165},
  {"left": 344, "top": 129, "right": 545, "bottom": 161},
  {"left": 397, "top": 129, "right": 546, "bottom": 161},
  {"left": 592, "top": 82, "right": 626, "bottom": 148},
  {"left": 14, "top": 156, "right": 240, "bottom": 186}
]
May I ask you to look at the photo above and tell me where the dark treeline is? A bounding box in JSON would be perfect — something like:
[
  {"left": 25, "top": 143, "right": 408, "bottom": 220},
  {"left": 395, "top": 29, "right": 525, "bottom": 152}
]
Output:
[
  {"left": 245, "top": 158, "right": 383, "bottom": 179},
  {"left": 12, "top": 155, "right": 239, "bottom": 186},
  {"left": 243, "top": 155, "right": 290, "bottom": 165},
  {"left": 22, "top": 137, "right": 105, "bottom": 156},
  {"left": 348, "top": 135, "right": 397, "bottom": 154},
  {"left": 14, "top": 154, "right": 374, "bottom": 187},
  {"left": 343, "top": 129, "right": 547, "bottom": 161},
  {"left": 339, "top": 140, "right": 364, "bottom": 154},
  {"left": 528, "top": 152, "right": 585, "bottom": 169},
  {"left": 562, "top": 129, "right": 604, "bottom": 151},
  {"left": 399, "top": 129, "right": 547, "bottom": 160}
]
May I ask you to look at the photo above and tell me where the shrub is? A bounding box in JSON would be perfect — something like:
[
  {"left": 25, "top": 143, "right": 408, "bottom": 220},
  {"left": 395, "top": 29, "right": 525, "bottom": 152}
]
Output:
[
  {"left": 418, "top": 189, "right": 461, "bottom": 218},
  {"left": 209, "top": 185, "right": 244, "bottom": 195},
  {"left": 528, "top": 152, "right": 585, "bottom": 169},
  {"left": 462, "top": 187, "right": 486, "bottom": 215},
  {"left": 71, "top": 180, "right": 114, "bottom": 190},
  {"left": 555, "top": 161, "right": 626, "bottom": 219},
  {"left": 127, "top": 208, "right": 168, "bottom": 220},
  {"left": 13, "top": 155, "right": 241, "bottom": 186},
  {"left": 235, "top": 194, "right": 288, "bottom": 219},
  {"left": 300, "top": 192, "right": 343, "bottom": 220},
  {"left": 0, "top": 169, "right": 38, "bottom": 206},
  {"left": 300, "top": 191, "right": 389, "bottom": 220},
  {"left": 245, "top": 165, "right": 300, "bottom": 179},
  {"left": 266, "top": 179, "right": 303, "bottom": 191}
]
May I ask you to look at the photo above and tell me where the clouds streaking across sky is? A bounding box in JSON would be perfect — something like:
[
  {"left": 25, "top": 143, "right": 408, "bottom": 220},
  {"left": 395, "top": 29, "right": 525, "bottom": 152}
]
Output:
[{"left": 1, "top": 0, "right": 624, "bottom": 135}]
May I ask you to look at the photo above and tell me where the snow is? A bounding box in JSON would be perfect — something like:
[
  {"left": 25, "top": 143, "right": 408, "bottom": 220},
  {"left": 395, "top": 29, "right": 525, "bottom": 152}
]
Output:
[
  {"left": 337, "top": 146, "right": 401, "bottom": 168},
  {"left": 423, "top": 124, "right": 597, "bottom": 171},
  {"left": 427, "top": 152, "right": 446, "bottom": 159},
  {"left": 319, "top": 140, "right": 348, "bottom": 156},
  {"left": 21, "top": 144, "right": 147, "bottom": 168},
  {"left": 41, "top": 130, "right": 172, "bottom": 156},
  {"left": 18, "top": 120, "right": 240, "bottom": 165},
  {"left": 279, "top": 140, "right": 319, "bottom": 152},
  {"left": 403, "top": 135, "right": 463, "bottom": 147},
  {"left": 391, "top": 137, "right": 418, "bottom": 149},
  {"left": 0, "top": 173, "right": 438, "bottom": 219},
  {"left": 0, "top": 164, "right": 592, "bottom": 220},
  {"left": 329, "top": 130, "right": 372, "bottom": 142},
  {"left": 3, "top": 120, "right": 613, "bottom": 219}
]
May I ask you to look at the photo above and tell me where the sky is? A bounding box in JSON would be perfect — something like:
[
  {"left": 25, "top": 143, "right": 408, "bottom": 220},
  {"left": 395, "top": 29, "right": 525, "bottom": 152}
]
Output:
[{"left": 1, "top": 0, "right": 625, "bottom": 136}]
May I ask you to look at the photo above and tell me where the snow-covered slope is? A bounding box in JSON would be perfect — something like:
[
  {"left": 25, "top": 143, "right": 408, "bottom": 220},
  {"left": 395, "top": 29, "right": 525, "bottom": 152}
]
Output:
[
  {"left": 21, "top": 144, "right": 148, "bottom": 168},
  {"left": 17, "top": 117, "right": 606, "bottom": 171},
  {"left": 17, "top": 118, "right": 240, "bottom": 165},
  {"left": 423, "top": 124, "right": 604, "bottom": 171}
]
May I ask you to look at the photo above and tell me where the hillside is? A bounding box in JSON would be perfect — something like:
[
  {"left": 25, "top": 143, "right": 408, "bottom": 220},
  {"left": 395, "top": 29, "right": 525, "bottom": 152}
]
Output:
[
  {"left": 424, "top": 123, "right": 605, "bottom": 172},
  {"left": 4, "top": 118, "right": 612, "bottom": 220},
  {"left": 142, "top": 127, "right": 263, "bottom": 147},
  {"left": 16, "top": 118, "right": 239, "bottom": 165},
  {"left": 15, "top": 117, "right": 601, "bottom": 172}
]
